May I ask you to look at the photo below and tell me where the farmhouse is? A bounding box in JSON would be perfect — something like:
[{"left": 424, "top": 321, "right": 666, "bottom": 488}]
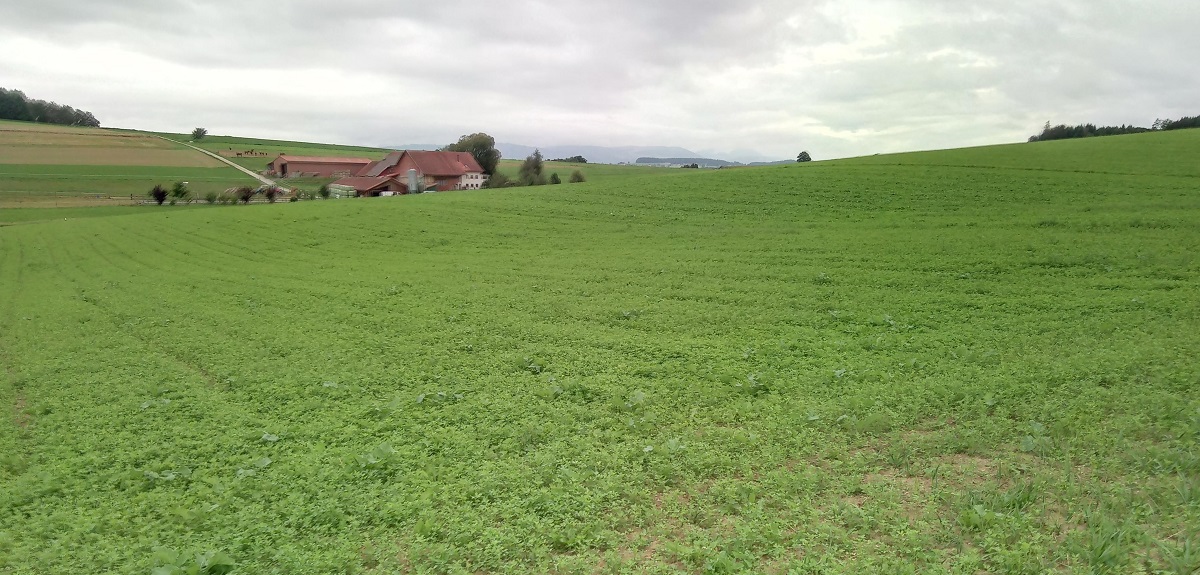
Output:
[
  {"left": 352, "top": 150, "right": 486, "bottom": 191},
  {"left": 267, "top": 155, "right": 373, "bottom": 178},
  {"left": 328, "top": 176, "right": 406, "bottom": 197}
]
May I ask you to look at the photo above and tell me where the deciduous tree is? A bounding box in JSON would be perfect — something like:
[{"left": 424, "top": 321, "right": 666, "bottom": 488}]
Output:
[
  {"left": 519, "top": 149, "right": 547, "bottom": 186},
  {"left": 444, "top": 133, "right": 501, "bottom": 175}
]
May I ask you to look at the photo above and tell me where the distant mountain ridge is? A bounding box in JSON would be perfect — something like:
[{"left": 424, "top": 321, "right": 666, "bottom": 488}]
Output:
[
  {"left": 636, "top": 157, "right": 795, "bottom": 167},
  {"left": 388, "top": 142, "right": 789, "bottom": 166}
]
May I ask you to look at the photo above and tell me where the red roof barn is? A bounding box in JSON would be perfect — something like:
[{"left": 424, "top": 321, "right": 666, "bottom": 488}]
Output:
[
  {"left": 354, "top": 150, "right": 486, "bottom": 191},
  {"left": 267, "top": 155, "right": 373, "bottom": 178},
  {"left": 331, "top": 176, "right": 407, "bottom": 197},
  {"left": 328, "top": 149, "right": 487, "bottom": 192}
]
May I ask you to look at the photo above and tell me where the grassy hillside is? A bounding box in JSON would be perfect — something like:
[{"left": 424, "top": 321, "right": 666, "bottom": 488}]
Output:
[
  {"left": 831, "top": 128, "right": 1200, "bottom": 178},
  {"left": 0, "top": 120, "right": 258, "bottom": 207},
  {"left": 2, "top": 122, "right": 672, "bottom": 205},
  {"left": 2, "top": 132, "right": 1199, "bottom": 573}
]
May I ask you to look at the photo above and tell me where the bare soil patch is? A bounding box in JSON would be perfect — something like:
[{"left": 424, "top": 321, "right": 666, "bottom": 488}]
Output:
[
  {"left": 0, "top": 146, "right": 223, "bottom": 167},
  {"left": 0, "top": 131, "right": 175, "bottom": 148}
]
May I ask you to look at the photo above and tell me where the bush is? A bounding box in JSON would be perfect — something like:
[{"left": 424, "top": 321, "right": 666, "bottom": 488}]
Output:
[
  {"left": 484, "top": 172, "right": 513, "bottom": 189},
  {"left": 550, "top": 173, "right": 561, "bottom": 184},
  {"left": 317, "top": 184, "right": 331, "bottom": 199},
  {"left": 149, "top": 185, "right": 168, "bottom": 205},
  {"left": 204, "top": 192, "right": 218, "bottom": 204},
  {"left": 171, "top": 181, "right": 191, "bottom": 203},
  {"left": 569, "top": 170, "right": 586, "bottom": 183},
  {"left": 519, "top": 150, "right": 547, "bottom": 186},
  {"left": 264, "top": 187, "right": 279, "bottom": 203},
  {"left": 236, "top": 186, "right": 254, "bottom": 204}
]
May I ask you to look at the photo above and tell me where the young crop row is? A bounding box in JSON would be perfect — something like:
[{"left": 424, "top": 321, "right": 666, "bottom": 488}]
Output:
[{"left": 2, "top": 158, "right": 1198, "bottom": 573}]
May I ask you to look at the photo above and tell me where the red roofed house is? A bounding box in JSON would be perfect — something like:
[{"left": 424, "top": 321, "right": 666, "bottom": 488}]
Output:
[
  {"left": 350, "top": 150, "right": 486, "bottom": 192},
  {"left": 330, "top": 177, "right": 407, "bottom": 197},
  {"left": 267, "top": 154, "right": 373, "bottom": 178}
]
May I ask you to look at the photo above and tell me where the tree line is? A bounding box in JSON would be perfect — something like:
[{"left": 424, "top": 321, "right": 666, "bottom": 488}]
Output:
[
  {"left": 0, "top": 87, "right": 101, "bottom": 127},
  {"left": 1028, "top": 115, "right": 1200, "bottom": 142},
  {"left": 442, "top": 133, "right": 585, "bottom": 188}
]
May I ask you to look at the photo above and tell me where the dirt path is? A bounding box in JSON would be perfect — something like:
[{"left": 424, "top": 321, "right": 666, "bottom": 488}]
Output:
[{"left": 158, "top": 136, "right": 280, "bottom": 187}]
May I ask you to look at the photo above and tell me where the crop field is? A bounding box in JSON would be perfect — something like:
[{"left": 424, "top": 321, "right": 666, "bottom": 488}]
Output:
[
  {"left": 155, "top": 132, "right": 395, "bottom": 174},
  {"left": 0, "top": 121, "right": 257, "bottom": 208},
  {"left": 2, "top": 132, "right": 1199, "bottom": 574}
]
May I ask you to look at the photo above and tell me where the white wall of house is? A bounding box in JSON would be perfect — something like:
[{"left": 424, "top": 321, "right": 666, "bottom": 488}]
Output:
[{"left": 458, "top": 172, "right": 484, "bottom": 189}]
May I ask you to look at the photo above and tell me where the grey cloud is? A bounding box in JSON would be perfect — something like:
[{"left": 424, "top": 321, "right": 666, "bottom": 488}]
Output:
[{"left": 0, "top": 0, "right": 1196, "bottom": 160}]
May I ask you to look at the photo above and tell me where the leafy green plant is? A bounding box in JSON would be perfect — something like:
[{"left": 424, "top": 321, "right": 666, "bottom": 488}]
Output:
[
  {"left": 355, "top": 443, "right": 400, "bottom": 471},
  {"left": 1020, "top": 421, "right": 1055, "bottom": 457},
  {"left": 1069, "top": 516, "right": 1133, "bottom": 574},
  {"left": 151, "top": 547, "right": 235, "bottom": 575},
  {"left": 519, "top": 356, "right": 544, "bottom": 375},
  {"left": 1159, "top": 536, "right": 1200, "bottom": 575}
]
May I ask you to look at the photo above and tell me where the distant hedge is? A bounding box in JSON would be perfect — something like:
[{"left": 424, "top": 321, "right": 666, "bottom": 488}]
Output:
[
  {"left": 1029, "top": 114, "right": 1199, "bottom": 142},
  {"left": 0, "top": 87, "right": 100, "bottom": 127}
]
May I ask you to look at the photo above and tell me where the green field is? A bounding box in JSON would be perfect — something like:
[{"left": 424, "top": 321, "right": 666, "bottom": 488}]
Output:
[
  {"left": 0, "top": 120, "right": 260, "bottom": 207},
  {"left": 0, "top": 119, "right": 669, "bottom": 207},
  {"left": 2, "top": 132, "right": 1199, "bottom": 573}
]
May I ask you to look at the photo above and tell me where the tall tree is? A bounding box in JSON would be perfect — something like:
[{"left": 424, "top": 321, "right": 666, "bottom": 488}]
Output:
[
  {"left": 796, "top": 151, "right": 812, "bottom": 162},
  {"left": 444, "top": 133, "right": 501, "bottom": 175},
  {"left": 192, "top": 127, "right": 208, "bottom": 140},
  {"left": 519, "top": 149, "right": 547, "bottom": 186},
  {"left": 0, "top": 87, "right": 100, "bottom": 126}
]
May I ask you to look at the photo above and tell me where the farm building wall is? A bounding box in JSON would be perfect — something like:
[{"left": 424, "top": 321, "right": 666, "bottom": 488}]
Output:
[{"left": 269, "top": 157, "right": 372, "bottom": 178}]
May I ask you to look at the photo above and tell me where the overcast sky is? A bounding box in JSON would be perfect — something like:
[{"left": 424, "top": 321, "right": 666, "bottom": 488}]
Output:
[{"left": 1, "top": 1, "right": 1196, "bottom": 161}]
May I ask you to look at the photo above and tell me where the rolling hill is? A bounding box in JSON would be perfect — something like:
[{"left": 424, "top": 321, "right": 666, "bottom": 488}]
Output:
[{"left": 2, "top": 129, "right": 1198, "bottom": 573}]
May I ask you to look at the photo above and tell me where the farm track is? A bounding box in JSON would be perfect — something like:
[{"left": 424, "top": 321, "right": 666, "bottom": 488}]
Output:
[{"left": 161, "top": 137, "right": 279, "bottom": 187}]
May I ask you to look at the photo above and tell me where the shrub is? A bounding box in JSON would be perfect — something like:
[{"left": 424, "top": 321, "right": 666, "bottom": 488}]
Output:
[
  {"left": 170, "top": 181, "right": 191, "bottom": 203},
  {"left": 264, "top": 187, "right": 279, "bottom": 203},
  {"left": 236, "top": 186, "right": 254, "bottom": 204},
  {"left": 204, "top": 192, "right": 218, "bottom": 204},
  {"left": 569, "top": 170, "right": 586, "bottom": 183},
  {"left": 550, "top": 173, "right": 561, "bottom": 184},
  {"left": 484, "top": 172, "right": 513, "bottom": 189},
  {"left": 317, "top": 184, "right": 331, "bottom": 199},
  {"left": 519, "top": 149, "right": 547, "bottom": 186},
  {"left": 149, "top": 185, "right": 168, "bottom": 205}
]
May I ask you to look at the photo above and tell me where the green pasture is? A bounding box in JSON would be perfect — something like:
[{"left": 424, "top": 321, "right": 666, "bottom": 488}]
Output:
[
  {"left": 0, "top": 205, "right": 191, "bottom": 225},
  {"left": 834, "top": 128, "right": 1200, "bottom": 178},
  {"left": 154, "top": 132, "right": 394, "bottom": 173},
  {"left": 155, "top": 130, "right": 673, "bottom": 185},
  {"left": 495, "top": 158, "right": 673, "bottom": 183},
  {"left": 0, "top": 164, "right": 258, "bottom": 204},
  {"left": 1, "top": 133, "right": 1199, "bottom": 574}
]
